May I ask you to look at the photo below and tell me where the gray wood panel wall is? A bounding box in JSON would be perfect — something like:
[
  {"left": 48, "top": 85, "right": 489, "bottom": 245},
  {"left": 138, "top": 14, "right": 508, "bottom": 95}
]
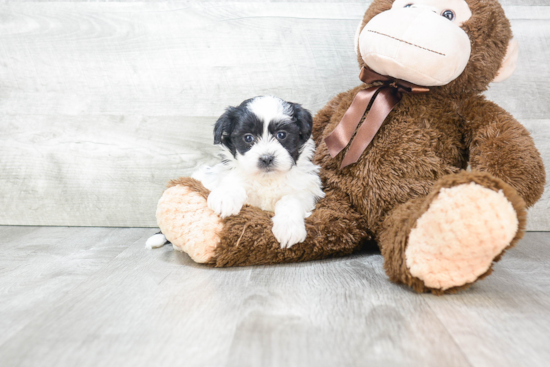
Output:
[{"left": 0, "top": 2, "right": 548, "bottom": 229}]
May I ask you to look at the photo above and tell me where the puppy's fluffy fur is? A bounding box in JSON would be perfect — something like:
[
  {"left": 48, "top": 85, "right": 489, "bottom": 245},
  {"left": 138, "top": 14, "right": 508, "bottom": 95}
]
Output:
[
  {"left": 145, "top": 96, "right": 324, "bottom": 250},
  {"left": 193, "top": 96, "right": 325, "bottom": 248}
]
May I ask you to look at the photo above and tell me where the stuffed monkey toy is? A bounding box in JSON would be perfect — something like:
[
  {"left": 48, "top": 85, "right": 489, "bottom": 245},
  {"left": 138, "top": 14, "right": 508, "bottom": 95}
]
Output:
[{"left": 156, "top": 0, "right": 545, "bottom": 294}]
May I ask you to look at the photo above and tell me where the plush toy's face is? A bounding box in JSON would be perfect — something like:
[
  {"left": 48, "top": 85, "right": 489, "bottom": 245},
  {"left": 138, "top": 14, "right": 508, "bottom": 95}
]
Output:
[
  {"left": 356, "top": 0, "right": 519, "bottom": 91},
  {"left": 359, "top": 0, "right": 472, "bottom": 86}
]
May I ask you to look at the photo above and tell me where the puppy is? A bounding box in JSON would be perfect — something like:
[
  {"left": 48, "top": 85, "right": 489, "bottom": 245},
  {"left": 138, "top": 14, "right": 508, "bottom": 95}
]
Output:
[{"left": 146, "top": 96, "right": 324, "bottom": 250}]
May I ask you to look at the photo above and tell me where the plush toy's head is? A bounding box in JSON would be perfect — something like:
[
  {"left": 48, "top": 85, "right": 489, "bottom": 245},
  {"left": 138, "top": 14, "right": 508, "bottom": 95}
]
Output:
[{"left": 355, "top": 0, "right": 519, "bottom": 94}]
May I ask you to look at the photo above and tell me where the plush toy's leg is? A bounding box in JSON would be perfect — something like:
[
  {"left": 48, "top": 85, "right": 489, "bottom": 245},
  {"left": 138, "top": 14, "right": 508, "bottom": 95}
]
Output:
[
  {"left": 156, "top": 177, "right": 370, "bottom": 266},
  {"left": 378, "top": 171, "right": 527, "bottom": 294},
  {"left": 156, "top": 178, "right": 224, "bottom": 264}
]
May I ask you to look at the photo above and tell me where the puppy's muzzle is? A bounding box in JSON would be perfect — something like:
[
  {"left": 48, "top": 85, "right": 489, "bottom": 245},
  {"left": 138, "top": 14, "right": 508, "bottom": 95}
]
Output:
[{"left": 258, "top": 154, "right": 275, "bottom": 169}]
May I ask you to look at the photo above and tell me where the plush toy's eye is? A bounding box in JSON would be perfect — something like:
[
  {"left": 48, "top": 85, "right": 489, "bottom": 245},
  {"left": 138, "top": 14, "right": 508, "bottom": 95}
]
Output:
[
  {"left": 404, "top": 4, "right": 413, "bottom": 8},
  {"left": 442, "top": 10, "right": 455, "bottom": 21},
  {"left": 244, "top": 134, "right": 255, "bottom": 143},
  {"left": 276, "top": 131, "right": 287, "bottom": 140}
]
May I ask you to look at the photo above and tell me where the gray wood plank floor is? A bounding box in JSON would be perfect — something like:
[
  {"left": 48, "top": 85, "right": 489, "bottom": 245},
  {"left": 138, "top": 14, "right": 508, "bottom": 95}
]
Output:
[{"left": 0, "top": 226, "right": 549, "bottom": 367}]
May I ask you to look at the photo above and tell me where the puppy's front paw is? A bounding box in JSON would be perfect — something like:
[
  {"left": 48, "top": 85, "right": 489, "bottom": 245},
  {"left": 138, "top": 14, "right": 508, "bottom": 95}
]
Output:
[
  {"left": 207, "top": 187, "right": 247, "bottom": 218},
  {"left": 272, "top": 215, "right": 307, "bottom": 248}
]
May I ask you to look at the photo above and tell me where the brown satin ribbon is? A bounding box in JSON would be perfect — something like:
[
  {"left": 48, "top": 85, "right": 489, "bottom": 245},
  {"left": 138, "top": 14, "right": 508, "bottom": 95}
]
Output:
[{"left": 325, "top": 66, "right": 430, "bottom": 168}]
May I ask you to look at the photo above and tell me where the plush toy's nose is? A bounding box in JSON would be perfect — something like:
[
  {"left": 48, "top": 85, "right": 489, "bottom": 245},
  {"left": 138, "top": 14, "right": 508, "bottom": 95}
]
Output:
[{"left": 358, "top": 7, "right": 471, "bottom": 87}]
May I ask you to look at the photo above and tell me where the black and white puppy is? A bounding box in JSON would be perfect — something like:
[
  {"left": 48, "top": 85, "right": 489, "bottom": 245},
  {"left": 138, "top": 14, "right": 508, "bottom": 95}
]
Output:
[{"left": 192, "top": 96, "right": 325, "bottom": 248}]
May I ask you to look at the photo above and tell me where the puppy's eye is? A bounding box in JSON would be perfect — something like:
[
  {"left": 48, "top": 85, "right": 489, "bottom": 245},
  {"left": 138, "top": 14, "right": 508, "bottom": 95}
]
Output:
[
  {"left": 404, "top": 4, "right": 413, "bottom": 8},
  {"left": 441, "top": 10, "right": 455, "bottom": 21},
  {"left": 276, "top": 131, "right": 287, "bottom": 140},
  {"left": 244, "top": 134, "right": 255, "bottom": 143}
]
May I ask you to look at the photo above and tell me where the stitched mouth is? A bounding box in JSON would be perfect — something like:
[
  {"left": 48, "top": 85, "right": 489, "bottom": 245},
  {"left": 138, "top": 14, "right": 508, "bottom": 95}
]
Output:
[{"left": 367, "top": 30, "right": 446, "bottom": 56}]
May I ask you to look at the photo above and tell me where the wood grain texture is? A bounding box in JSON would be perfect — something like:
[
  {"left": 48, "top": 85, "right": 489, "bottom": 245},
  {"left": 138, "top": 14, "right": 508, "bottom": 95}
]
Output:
[
  {"left": 0, "top": 115, "right": 219, "bottom": 227},
  {"left": 422, "top": 232, "right": 550, "bottom": 367},
  {"left": 226, "top": 261, "right": 469, "bottom": 367},
  {"left": 0, "top": 2, "right": 363, "bottom": 116},
  {"left": 1, "top": 0, "right": 546, "bottom": 5},
  {"left": 0, "top": 227, "right": 146, "bottom": 346},
  {"left": 0, "top": 3, "right": 548, "bottom": 228},
  {"left": 522, "top": 120, "right": 550, "bottom": 231},
  {"left": 1, "top": 226, "right": 549, "bottom": 367},
  {"left": 0, "top": 4, "right": 546, "bottom": 117},
  {"left": 486, "top": 7, "right": 550, "bottom": 120},
  {"left": 0, "top": 226, "right": 252, "bottom": 367}
]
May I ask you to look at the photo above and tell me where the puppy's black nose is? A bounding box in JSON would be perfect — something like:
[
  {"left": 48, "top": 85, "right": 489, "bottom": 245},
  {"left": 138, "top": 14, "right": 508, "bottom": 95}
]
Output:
[{"left": 259, "top": 154, "right": 275, "bottom": 167}]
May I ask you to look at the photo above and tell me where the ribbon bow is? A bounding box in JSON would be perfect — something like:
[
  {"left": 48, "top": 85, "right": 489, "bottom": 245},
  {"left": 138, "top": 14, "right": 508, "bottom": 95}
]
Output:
[{"left": 324, "top": 66, "right": 430, "bottom": 169}]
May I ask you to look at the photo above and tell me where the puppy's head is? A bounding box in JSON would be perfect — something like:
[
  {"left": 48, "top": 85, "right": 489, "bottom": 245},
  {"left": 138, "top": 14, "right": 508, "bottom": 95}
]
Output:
[{"left": 214, "top": 96, "right": 313, "bottom": 175}]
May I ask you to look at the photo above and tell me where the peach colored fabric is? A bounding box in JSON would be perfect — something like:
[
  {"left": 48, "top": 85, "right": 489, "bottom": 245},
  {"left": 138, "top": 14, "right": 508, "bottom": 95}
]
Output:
[
  {"left": 359, "top": 7, "right": 471, "bottom": 86},
  {"left": 493, "top": 38, "right": 519, "bottom": 83},
  {"left": 156, "top": 185, "right": 223, "bottom": 263},
  {"left": 406, "top": 183, "right": 518, "bottom": 290}
]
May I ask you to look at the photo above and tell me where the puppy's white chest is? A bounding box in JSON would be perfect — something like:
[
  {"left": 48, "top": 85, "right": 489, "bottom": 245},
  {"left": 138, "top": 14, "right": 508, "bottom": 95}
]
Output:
[{"left": 244, "top": 178, "right": 288, "bottom": 212}]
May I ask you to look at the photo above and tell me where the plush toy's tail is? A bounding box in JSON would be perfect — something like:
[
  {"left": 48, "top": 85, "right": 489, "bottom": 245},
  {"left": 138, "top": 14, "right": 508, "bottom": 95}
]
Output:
[{"left": 145, "top": 232, "right": 169, "bottom": 249}]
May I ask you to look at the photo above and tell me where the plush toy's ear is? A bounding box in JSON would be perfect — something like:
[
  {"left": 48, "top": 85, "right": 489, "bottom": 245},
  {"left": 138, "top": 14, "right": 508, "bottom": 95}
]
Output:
[
  {"left": 493, "top": 38, "right": 519, "bottom": 83},
  {"left": 213, "top": 107, "right": 236, "bottom": 149},
  {"left": 354, "top": 19, "right": 363, "bottom": 56},
  {"left": 290, "top": 103, "right": 313, "bottom": 146}
]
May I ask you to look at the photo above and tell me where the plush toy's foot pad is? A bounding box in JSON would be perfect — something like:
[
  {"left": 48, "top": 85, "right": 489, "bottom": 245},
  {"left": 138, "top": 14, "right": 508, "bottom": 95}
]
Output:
[
  {"left": 406, "top": 182, "right": 519, "bottom": 290},
  {"left": 156, "top": 185, "right": 223, "bottom": 263}
]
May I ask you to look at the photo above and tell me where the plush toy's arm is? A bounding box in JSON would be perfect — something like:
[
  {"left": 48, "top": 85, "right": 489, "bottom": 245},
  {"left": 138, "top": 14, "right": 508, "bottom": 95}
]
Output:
[
  {"left": 312, "top": 92, "right": 347, "bottom": 144},
  {"left": 461, "top": 95, "right": 545, "bottom": 207}
]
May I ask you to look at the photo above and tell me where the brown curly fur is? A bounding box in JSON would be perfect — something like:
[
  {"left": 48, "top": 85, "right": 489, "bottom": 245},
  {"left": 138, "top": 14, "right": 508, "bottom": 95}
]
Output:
[
  {"left": 379, "top": 171, "right": 527, "bottom": 295},
  {"left": 164, "top": 0, "right": 545, "bottom": 294},
  {"left": 213, "top": 187, "right": 370, "bottom": 267}
]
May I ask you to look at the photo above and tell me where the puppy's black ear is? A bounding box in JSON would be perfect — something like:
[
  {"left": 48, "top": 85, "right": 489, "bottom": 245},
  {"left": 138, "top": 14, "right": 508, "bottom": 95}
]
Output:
[
  {"left": 214, "top": 107, "right": 236, "bottom": 152},
  {"left": 290, "top": 103, "right": 313, "bottom": 146}
]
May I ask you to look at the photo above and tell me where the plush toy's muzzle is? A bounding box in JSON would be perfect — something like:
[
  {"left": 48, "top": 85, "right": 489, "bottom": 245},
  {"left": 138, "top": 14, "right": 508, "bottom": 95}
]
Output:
[{"left": 359, "top": 7, "right": 471, "bottom": 86}]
